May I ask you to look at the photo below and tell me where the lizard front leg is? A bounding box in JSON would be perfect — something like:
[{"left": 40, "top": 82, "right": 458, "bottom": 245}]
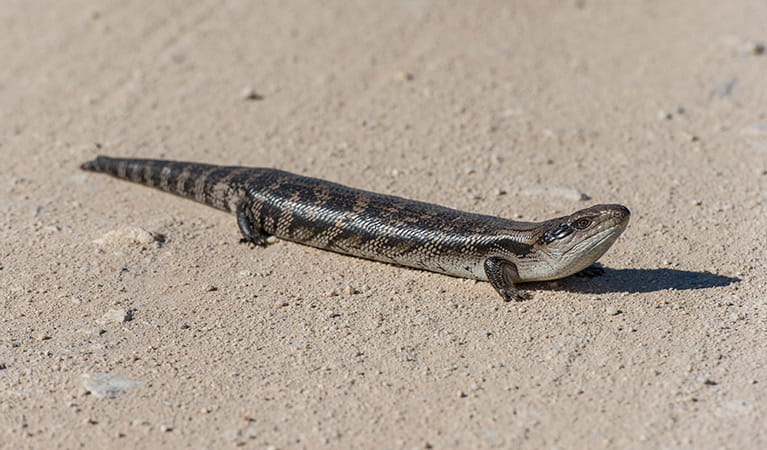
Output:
[
  {"left": 484, "top": 257, "right": 528, "bottom": 301},
  {"left": 236, "top": 201, "right": 271, "bottom": 247}
]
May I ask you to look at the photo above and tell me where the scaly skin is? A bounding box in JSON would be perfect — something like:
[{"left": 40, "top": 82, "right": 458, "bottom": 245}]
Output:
[{"left": 81, "top": 156, "right": 630, "bottom": 301}]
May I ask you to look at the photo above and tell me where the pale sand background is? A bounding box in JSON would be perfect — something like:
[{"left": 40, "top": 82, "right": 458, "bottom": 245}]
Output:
[{"left": 2, "top": 1, "right": 766, "bottom": 448}]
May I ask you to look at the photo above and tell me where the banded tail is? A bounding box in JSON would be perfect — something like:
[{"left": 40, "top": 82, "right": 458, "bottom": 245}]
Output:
[{"left": 80, "top": 156, "right": 250, "bottom": 212}]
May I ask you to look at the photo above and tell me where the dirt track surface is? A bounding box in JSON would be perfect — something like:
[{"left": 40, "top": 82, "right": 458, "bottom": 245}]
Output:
[{"left": 2, "top": 1, "right": 766, "bottom": 448}]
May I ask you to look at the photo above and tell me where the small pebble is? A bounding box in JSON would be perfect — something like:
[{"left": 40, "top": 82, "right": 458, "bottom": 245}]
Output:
[
  {"left": 160, "top": 425, "right": 173, "bottom": 432},
  {"left": 92, "top": 226, "right": 159, "bottom": 247},
  {"left": 741, "top": 122, "right": 767, "bottom": 136},
  {"left": 97, "top": 308, "right": 132, "bottom": 324},
  {"left": 714, "top": 77, "right": 737, "bottom": 97},
  {"left": 240, "top": 86, "right": 263, "bottom": 101},
  {"left": 522, "top": 185, "right": 590, "bottom": 202},
  {"left": 239, "top": 270, "right": 253, "bottom": 277},
  {"left": 697, "top": 375, "right": 717, "bottom": 386},
  {"left": 742, "top": 40, "right": 765, "bottom": 55},
  {"left": 82, "top": 373, "right": 146, "bottom": 398},
  {"left": 682, "top": 132, "right": 699, "bottom": 142},
  {"left": 343, "top": 285, "right": 358, "bottom": 295},
  {"left": 204, "top": 285, "right": 217, "bottom": 292},
  {"left": 393, "top": 71, "right": 414, "bottom": 82},
  {"left": 605, "top": 305, "right": 620, "bottom": 316}
]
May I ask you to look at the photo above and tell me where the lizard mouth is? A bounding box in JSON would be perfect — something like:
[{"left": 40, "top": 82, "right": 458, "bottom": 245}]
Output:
[{"left": 560, "top": 219, "right": 628, "bottom": 270}]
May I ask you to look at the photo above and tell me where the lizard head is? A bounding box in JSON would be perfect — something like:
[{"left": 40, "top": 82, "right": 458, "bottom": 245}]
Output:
[{"left": 524, "top": 204, "right": 630, "bottom": 281}]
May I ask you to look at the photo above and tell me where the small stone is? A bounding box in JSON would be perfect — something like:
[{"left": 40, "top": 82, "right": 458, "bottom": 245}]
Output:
[
  {"left": 204, "top": 285, "right": 217, "bottom": 292},
  {"left": 92, "top": 226, "right": 159, "bottom": 247},
  {"left": 741, "top": 122, "right": 767, "bottom": 136},
  {"left": 605, "top": 305, "right": 620, "bottom": 316},
  {"left": 682, "top": 132, "right": 699, "bottom": 142},
  {"left": 82, "top": 373, "right": 146, "bottom": 398},
  {"left": 239, "top": 270, "right": 253, "bottom": 277},
  {"left": 343, "top": 285, "right": 358, "bottom": 295},
  {"left": 742, "top": 40, "right": 765, "bottom": 55},
  {"left": 393, "top": 71, "right": 414, "bottom": 82},
  {"left": 240, "top": 86, "right": 263, "bottom": 101},
  {"left": 97, "top": 308, "right": 132, "bottom": 324},
  {"left": 160, "top": 425, "right": 173, "bottom": 432},
  {"left": 522, "top": 185, "right": 590, "bottom": 202},
  {"left": 657, "top": 110, "right": 673, "bottom": 120},
  {"left": 326, "top": 289, "right": 339, "bottom": 297},
  {"left": 714, "top": 77, "right": 737, "bottom": 98},
  {"left": 697, "top": 375, "right": 717, "bottom": 386}
]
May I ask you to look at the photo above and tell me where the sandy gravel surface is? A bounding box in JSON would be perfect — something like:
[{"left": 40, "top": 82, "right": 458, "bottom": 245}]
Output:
[{"left": 2, "top": 1, "right": 766, "bottom": 448}]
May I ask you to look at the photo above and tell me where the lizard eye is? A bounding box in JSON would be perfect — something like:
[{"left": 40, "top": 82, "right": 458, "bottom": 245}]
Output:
[{"left": 573, "top": 218, "right": 593, "bottom": 230}]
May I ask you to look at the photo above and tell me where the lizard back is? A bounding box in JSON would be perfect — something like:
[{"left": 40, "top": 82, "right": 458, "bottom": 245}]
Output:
[{"left": 81, "top": 156, "right": 540, "bottom": 279}]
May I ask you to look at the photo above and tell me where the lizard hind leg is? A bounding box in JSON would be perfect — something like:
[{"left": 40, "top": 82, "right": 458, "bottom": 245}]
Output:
[
  {"left": 483, "top": 257, "right": 529, "bottom": 302},
  {"left": 236, "top": 201, "right": 271, "bottom": 247}
]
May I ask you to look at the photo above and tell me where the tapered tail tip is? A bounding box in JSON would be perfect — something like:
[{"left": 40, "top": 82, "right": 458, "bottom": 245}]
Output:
[{"left": 80, "top": 157, "right": 104, "bottom": 171}]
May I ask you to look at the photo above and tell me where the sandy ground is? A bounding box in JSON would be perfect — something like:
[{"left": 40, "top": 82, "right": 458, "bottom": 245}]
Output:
[{"left": 2, "top": 1, "right": 766, "bottom": 448}]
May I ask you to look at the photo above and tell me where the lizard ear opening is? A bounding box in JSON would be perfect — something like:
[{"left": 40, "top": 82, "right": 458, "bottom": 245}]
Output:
[{"left": 539, "top": 223, "right": 573, "bottom": 244}]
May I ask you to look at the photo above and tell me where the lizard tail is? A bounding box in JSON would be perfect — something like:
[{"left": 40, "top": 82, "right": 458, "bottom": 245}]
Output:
[{"left": 80, "top": 156, "right": 249, "bottom": 213}]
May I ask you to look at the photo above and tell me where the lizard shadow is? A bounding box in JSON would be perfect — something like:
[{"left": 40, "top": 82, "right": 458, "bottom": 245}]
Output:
[{"left": 527, "top": 267, "right": 740, "bottom": 295}]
